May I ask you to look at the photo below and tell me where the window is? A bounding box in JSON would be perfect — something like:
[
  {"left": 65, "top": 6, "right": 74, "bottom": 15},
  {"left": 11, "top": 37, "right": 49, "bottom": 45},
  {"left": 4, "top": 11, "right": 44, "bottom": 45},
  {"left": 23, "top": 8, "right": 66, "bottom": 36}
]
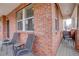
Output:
[
  {"left": 17, "top": 21, "right": 23, "bottom": 30},
  {"left": 25, "top": 17, "right": 34, "bottom": 31},
  {"left": 77, "top": 18, "right": 79, "bottom": 29},
  {"left": 0, "top": 18, "right": 1, "bottom": 31},
  {"left": 24, "top": 5, "right": 34, "bottom": 31},
  {"left": 25, "top": 7, "right": 33, "bottom": 18},
  {"left": 16, "top": 4, "right": 34, "bottom": 31},
  {"left": 55, "top": 18, "right": 59, "bottom": 31},
  {"left": 16, "top": 9, "right": 23, "bottom": 31},
  {"left": 16, "top": 10, "right": 23, "bottom": 20}
]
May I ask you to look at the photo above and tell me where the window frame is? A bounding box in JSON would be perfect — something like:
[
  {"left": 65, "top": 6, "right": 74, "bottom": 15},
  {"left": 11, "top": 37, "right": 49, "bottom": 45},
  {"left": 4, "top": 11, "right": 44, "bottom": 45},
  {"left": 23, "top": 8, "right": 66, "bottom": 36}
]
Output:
[
  {"left": 0, "top": 18, "right": 2, "bottom": 32},
  {"left": 16, "top": 4, "right": 34, "bottom": 32},
  {"left": 54, "top": 18, "right": 59, "bottom": 32},
  {"left": 24, "top": 16, "right": 34, "bottom": 32}
]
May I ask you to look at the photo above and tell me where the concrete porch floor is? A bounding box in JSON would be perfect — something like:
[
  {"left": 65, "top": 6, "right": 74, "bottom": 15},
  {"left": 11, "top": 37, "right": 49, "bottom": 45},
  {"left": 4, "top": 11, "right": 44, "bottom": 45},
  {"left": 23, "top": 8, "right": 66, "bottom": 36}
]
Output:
[
  {"left": 0, "top": 45, "right": 34, "bottom": 56},
  {"left": 56, "top": 39, "right": 79, "bottom": 56},
  {"left": 0, "top": 39, "right": 79, "bottom": 56}
]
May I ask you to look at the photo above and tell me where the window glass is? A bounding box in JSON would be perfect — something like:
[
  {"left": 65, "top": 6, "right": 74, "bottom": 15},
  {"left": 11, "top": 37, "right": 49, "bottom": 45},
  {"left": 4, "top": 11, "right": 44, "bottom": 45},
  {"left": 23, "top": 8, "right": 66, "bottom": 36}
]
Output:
[
  {"left": 0, "top": 18, "right": 1, "bottom": 31},
  {"left": 25, "top": 20, "right": 28, "bottom": 30},
  {"left": 25, "top": 6, "right": 33, "bottom": 18},
  {"left": 55, "top": 18, "right": 59, "bottom": 31},
  {"left": 16, "top": 10, "right": 23, "bottom": 20},
  {"left": 16, "top": 4, "right": 34, "bottom": 31},
  {"left": 25, "top": 18, "right": 34, "bottom": 31},
  {"left": 17, "top": 21, "right": 23, "bottom": 30}
]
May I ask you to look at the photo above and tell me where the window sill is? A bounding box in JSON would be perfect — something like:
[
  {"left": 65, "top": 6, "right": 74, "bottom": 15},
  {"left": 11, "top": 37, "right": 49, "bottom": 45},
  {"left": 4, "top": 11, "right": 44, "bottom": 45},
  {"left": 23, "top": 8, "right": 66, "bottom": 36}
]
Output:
[
  {"left": 17, "top": 30, "right": 34, "bottom": 33},
  {"left": 26, "top": 31, "right": 34, "bottom": 32}
]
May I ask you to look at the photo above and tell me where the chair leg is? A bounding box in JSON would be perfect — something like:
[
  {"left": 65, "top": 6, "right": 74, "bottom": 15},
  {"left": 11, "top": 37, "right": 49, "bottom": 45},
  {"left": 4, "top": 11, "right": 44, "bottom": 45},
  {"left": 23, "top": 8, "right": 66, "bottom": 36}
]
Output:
[
  {"left": 12, "top": 44, "right": 15, "bottom": 56},
  {"left": 1, "top": 44, "right": 3, "bottom": 51},
  {"left": 73, "top": 41, "right": 75, "bottom": 48},
  {"left": 6, "top": 44, "right": 9, "bottom": 55},
  {"left": 14, "top": 50, "right": 17, "bottom": 56},
  {"left": 12, "top": 44, "right": 17, "bottom": 56}
]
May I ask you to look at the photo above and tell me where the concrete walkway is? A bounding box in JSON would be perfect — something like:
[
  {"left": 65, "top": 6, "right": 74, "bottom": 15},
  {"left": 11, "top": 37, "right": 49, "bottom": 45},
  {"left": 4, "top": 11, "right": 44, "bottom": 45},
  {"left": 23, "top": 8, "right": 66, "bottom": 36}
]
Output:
[{"left": 56, "top": 39, "right": 79, "bottom": 56}]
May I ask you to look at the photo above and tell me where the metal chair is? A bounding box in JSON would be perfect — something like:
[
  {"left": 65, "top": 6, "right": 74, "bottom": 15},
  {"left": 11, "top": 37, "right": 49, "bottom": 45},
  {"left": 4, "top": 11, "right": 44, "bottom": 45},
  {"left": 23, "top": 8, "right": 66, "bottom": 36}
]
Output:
[
  {"left": 63, "top": 31, "right": 69, "bottom": 38},
  {"left": 1, "top": 32, "right": 20, "bottom": 55},
  {"left": 13, "top": 34, "right": 35, "bottom": 56},
  {"left": 2, "top": 32, "right": 20, "bottom": 45}
]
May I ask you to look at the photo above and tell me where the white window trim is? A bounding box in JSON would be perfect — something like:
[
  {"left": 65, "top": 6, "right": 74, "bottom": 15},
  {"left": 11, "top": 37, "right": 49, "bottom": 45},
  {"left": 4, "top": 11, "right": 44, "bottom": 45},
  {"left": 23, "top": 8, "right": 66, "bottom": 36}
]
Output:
[
  {"left": 17, "top": 8, "right": 34, "bottom": 32},
  {"left": 17, "top": 30, "right": 34, "bottom": 33},
  {"left": 16, "top": 4, "right": 34, "bottom": 32},
  {"left": 25, "top": 16, "right": 34, "bottom": 20},
  {"left": 23, "top": 9, "right": 26, "bottom": 31}
]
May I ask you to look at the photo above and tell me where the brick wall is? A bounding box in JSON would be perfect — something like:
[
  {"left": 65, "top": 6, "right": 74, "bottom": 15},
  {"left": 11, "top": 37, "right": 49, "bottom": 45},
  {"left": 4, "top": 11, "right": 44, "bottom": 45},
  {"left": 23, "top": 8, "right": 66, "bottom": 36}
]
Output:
[
  {"left": 2, "top": 16, "right": 7, "bottom": 40},
  {"left": 0, "top": 17, "right": 3, "bottom": 40},
  {"left": 6, "top": 3, "right": 63, "bottom": 56},
  {"left": 75, "top": 30, "right": 79, "bottom": 50},
  {"left": 51, "top": 4, "right": 63, "bottom": 55},
  {"left": 32, "top": 4, "right": 52, "bottom": 55},
  {"left": 7, "top": 12, "right": 17, "bottom": 39},
  {"left": 32, "top": 4, "right": 63, "bottom": 56},
  {"left": 0, "top": 15, "right": 7, "bottom": 40},
  {"left": 75, "top": 5, "right": 79, "bottom": 50}
]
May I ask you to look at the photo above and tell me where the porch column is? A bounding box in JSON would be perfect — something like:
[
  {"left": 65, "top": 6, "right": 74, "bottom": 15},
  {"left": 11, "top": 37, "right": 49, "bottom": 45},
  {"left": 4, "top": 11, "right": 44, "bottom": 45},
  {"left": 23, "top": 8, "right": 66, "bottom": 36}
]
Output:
[
  {"left": 2, "top": 15, "right": 7, "bottom": 40},
  {"left": 75, "top": 4, "right": 79, "bottom": 50},
  {"left": 32, "top": 4, "right": 52, "bottom": 56},
  {"left": 52, "top": 4, "right": 63, "bottom": 55}
]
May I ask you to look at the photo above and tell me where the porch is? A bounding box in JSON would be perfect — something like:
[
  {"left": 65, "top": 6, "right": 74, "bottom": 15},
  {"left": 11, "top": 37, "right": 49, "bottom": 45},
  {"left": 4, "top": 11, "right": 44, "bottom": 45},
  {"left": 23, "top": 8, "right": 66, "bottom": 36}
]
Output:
[
  {"left": 0, "top": 38, "right": 79, "bottom": 56},
  {"left": 0, "top": 3, "right": 79, "bottom": 56}
]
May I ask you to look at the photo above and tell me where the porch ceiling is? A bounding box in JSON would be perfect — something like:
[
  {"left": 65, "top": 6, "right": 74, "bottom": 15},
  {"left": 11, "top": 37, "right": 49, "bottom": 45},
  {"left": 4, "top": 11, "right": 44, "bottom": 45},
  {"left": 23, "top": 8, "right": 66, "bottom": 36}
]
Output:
[
  {"left": 0, "top": 3, "right": 20, "bottom": 16},
  {"left": 58, "top": 3, "right": 75, "bottom": 19}
]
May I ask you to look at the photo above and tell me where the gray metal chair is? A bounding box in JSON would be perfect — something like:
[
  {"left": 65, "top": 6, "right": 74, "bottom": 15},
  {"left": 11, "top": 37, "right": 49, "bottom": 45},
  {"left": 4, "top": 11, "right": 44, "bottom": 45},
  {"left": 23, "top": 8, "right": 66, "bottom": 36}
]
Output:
[
  {"left": 1, "top": 32, "right": 20, "bottom": 55},
  {"left": 13, "top": 34, "right": 35, "bottom": 56},
  {"left": 63, "top": 31, "right": 70, "bottom": 39},
  {"left": 2, "top": 32, "right": 20, "bottom": 45}
]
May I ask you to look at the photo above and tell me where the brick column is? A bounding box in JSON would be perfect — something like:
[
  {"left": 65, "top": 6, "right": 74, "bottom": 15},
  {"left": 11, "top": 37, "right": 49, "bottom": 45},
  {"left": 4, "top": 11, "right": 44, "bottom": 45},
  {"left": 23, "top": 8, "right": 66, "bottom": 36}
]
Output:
[
  {"left": 2, "top": 15, "right": 7, "bottom": 40},
  {"left": 32, "top": 4, "right": 52, "bottom": 56}
]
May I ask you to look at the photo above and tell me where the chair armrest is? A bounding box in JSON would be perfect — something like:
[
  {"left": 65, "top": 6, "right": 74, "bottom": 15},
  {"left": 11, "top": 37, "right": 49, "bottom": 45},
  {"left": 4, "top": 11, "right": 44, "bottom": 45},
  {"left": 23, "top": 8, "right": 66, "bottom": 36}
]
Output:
[
  {"left": 3, "top": 39, "right": 11, "bottom": 42},
  {"left": 2, "top": 40, "right": 11, "bottom": 44},
  {"left": 13, "top": 44, "right": 25, "bottom": 50},
  {"left": 17, "top": 44, "right": 25, "bottom": 48}
]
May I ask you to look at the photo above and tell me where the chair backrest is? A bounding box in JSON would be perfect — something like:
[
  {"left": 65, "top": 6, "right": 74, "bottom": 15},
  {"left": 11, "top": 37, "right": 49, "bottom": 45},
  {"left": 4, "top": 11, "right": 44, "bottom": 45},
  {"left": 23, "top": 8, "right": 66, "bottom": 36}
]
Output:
[
  {"left": 25, "top": 34, "right": 35, "bottom": 51},
  {"left": 11, "top": 32, "right": 20, "bottom": 44},
  {"left": 63, "top": 31, "right": 70, "bottom": 37}
]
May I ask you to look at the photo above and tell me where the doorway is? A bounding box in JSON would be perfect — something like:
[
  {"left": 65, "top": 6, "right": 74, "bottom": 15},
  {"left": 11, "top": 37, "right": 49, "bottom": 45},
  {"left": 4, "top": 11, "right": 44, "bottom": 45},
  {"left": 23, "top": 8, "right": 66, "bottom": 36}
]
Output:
[{"left": 7, "top": 20, "right": 9, "bottom": 38}]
